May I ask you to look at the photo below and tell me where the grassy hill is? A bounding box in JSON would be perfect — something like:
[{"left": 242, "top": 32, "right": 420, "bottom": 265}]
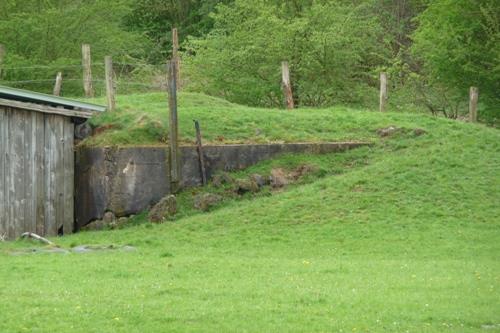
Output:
[
  {"left": 1, "top": 93, "right": 499, "bottom": 332},
  {"left": 82, "top": 92, "right": 436, "bottom": 146}
]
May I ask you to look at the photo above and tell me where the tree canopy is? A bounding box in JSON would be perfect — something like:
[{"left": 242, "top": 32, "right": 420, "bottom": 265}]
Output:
[{"left": 0, "top": 0, "right": 497, "bottom": 123}]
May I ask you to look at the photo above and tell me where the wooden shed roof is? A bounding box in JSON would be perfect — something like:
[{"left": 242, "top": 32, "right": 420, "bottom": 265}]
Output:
[{"left": 0, "top": 85, "right": 105, "bottom": 118}]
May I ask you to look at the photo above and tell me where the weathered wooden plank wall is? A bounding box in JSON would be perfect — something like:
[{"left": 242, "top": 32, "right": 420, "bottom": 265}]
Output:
[{"left": 0, "top": 106, "right": 74, "bottom": 239}]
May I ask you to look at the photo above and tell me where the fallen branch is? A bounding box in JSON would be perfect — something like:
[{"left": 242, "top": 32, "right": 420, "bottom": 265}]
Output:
[{"left": 20, "top": 232, "right": 55, "bottom": 246}]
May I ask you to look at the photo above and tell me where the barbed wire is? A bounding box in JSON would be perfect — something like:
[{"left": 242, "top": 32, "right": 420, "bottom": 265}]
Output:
[
  {"left": 1, "top": 63, "right": 104, "bottom": 70},
  {"left": 1, "top": 62, "right": 167, "bottom": 71},
  {"left": 1, "top": 78, "right": 165, "bottom": 89},
  {"left": 2, "top": 79, "right": 101, "bottom": 84}
]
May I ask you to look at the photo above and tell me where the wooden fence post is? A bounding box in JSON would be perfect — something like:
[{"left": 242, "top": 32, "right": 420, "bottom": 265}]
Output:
[
  {"left": 104, "top": 56, "right": 116, "bottom": 111},
  {"left": 81, "top": 44, "right": 94, "bottom": 97},
  {"left": 172, "top": 27, "right": 180, "bottom": 86},
  {"left": 379, "top": 72, "right": 388, "bottom": 112},
  {"left": 167, "top": 60, "right": 180, "bottom": 193},
  {"left": 194, "top": 120, "right": 207, "bottom": 186},
  {"left": 0, "top": 44, "right": 5, "bottom": 79},
  {"left": 281, "top": 61, "right": 294, "bottom": 109},
  {"left": 469, "top": 86, "right": 478, "bottom": 122},
  {"left": 53, "top": 72, "right": 62, "bottom": 96}
]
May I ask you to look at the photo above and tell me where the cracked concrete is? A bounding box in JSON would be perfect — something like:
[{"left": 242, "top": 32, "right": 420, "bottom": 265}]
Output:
[{"left": 74, "top": 142, "right": 369, "bottom": 229}]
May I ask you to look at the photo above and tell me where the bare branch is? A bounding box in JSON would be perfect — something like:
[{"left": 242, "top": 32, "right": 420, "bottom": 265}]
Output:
[{"left": 20, "top": 232, "right": 55, "bottom": 246}]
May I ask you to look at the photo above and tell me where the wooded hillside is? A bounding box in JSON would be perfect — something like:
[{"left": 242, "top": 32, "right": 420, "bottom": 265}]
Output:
[{"left": 0, "top": 0, "right": 498, "bottom": 123}]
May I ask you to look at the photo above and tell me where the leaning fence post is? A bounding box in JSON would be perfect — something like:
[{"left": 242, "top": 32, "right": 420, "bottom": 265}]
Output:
[
  {"left": 167, "top": 59, "right": 180, "bottom": 193},
  {"left": 379, "top": 72, "right": 388, "bottom": 112},
  {"left": 172, "top": 27, "right": 180, "bottom": 87},
  {"left": 469, "top": 86, "right": 478, "bottom": 122},
  {"left": 81, "top": 44, "right": 94, "bottom": 97},
  {"left": 281, "top": 61, "right": 294, "bottom": 109},
  {"left": 53, "top": 72, "right": 62, "bottom": 96},
  {"left": 194, "top": 120, "right": 207, "bottom": 186},
  {"left": 104, "top": 56, "right": 116, "bottom": 111},
  {"left": 0, "top": 44, "right": 5, "bottom": 79}
]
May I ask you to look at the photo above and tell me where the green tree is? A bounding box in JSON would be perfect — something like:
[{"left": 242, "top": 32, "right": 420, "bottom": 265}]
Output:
[
  {"left": 184, "top": 0, "right": 390, "bottom": 107},
  {"left": 412, "top": 0, "right": 500, "bottom": 123},
  {"left": 0, "top": 0, "right": 149, "bottom": 94},
  {"left": 125, "top": 0, "right": 233, "bottom": 62}
]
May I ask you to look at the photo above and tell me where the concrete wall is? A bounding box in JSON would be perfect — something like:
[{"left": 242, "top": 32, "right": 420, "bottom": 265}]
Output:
[{"left": 75, "top": 142, "right": 367, "bottom": 229}]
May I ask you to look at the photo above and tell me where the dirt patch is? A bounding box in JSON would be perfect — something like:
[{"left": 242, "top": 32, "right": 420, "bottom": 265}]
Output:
[
  {"left": 93, "top": 124, "right": 116, "bottom": 135},
  {"left": 9, "top": 244, "right": 136, "bottom": 255}
]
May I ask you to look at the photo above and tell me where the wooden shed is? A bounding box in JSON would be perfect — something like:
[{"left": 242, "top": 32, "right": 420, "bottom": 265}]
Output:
[{"left": 0, "top": 86, "right": 104, "bottom": 240}]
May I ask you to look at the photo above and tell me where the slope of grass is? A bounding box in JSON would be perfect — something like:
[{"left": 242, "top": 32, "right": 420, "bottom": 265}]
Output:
[
  {"left": 1, "top": 93, "right": 499, "bottom": 332},
  {"left": 83, "top": 92, "right": 432, "bottom": 146}
]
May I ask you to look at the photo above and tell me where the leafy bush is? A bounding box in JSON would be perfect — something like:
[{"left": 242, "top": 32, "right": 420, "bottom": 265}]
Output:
[
  {"left": 183, "top": 0, "right": 390, "bottom": 108},
  {"left": 0, "top": 0, "right": 150, "bottom": 96},
  {"left": 411, "top": 0, "right": 500, "bottom": 124}
]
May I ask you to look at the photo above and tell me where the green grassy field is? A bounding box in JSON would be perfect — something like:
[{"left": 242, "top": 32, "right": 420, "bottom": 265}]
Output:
[
  {"left": 82, "top": 92, "right": 428, "bottom": 146},
  {"left": 1, "top": 93, "right": 499, "bottom": 332}
]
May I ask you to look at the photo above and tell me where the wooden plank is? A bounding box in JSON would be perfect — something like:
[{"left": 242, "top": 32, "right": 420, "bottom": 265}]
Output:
[
  {"left": 54, "top": 116, "right": 64, "bottom": 234},
  {"left": 23, "top": 110, "right": 35, "bottom": 233},
  {"left": 62, "top": 118, "right": 74, "bottom": 235},
  {"left": 469, "top": 86, "right": 478, "bottom": 122},
  {"left": 82, "top": 44, "right": 94, "bottom": 97},
  {"left": 44, "top": 115, "right": 56, "bottom": 236},
  {"left": 0, "top": 108, "right": 5, "bottom": 237},
  {"left": 105, "top": 56, "right": 116, "bottom": 111},
  {"left": 53, "top": 72, "right": 63, "bottom": 96},
  {"left": 167, "top": 60, "right": 180, "bottom": 193},
  {"left": 0, "top": 98, "right": 94, "bottom": 118},
  {"left": 35, "top": 112, "right": 45, "bottom": 235},
  {"left": 379, "top": 72, "right": 388, "bottom": 112},
  {"left": 12, "top": 109, "right": 26, "bottom": 238},
  {"left": 281, "top": 61, "right": 294, "bottom": 109},
  {"left": 3, "top": 108, "right": 12, "bottom": 238}
]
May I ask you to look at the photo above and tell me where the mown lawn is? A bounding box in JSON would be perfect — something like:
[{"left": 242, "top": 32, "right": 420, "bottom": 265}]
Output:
[{"left": 0, "top": 93, "right": 499, "bottom": 332}]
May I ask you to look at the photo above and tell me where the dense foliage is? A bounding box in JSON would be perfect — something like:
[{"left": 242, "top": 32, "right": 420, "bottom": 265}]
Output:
[
  {"left": 0, "top": 0, "right": 149, "bottom": 94},
  {"left": 411, "top": 0, "right": 500, "bottom": 123},
  {"left": 184, "top": 0, "right": 389, "bottom": 107},
  {"left": 0, "top": 0, "right": 497, "bottom": 123}
]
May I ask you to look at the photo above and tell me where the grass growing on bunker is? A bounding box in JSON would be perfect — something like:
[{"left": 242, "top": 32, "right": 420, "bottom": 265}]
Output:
[
  {"left": 0, "top": 93, "right": 499, "bottom": 332},
  {"left": 82, "top": 92, "right": 442, "bottom": 147}
]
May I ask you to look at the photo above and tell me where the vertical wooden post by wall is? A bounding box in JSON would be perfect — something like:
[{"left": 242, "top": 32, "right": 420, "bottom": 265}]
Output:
[
  {"left": 0, "top": 44, "right": 5, "bottom": 79},
  {"left": 53, "top": 72, "right": 63, "bottom": 96},
  {"left": 167, "top": 60, "right": 180, "bottom": 193},
  {"left": 194, "top": 120, "right": 207, "bottom": 186},
  {"left": 379, "top": 72, "right": 388, "bottom": 112},
  {"left": 81, "top": 44, "right": 94, "bottom": 97},
  {"left": 281, "top": 61, "right": 294, "bottom": 109},
  {"left": 104, "top": 56, "right": 116, "bottom": 111},
  {"left": 172, "top": 27, "right": 180, "bottom": 86},
  {"left": 469, "top": 86, "right": 479, "bottom": 122}
]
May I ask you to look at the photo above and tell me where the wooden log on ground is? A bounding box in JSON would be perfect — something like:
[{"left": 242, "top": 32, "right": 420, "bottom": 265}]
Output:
[{"left": 20, "top": 232, "right": 55, "bottom": 246}]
